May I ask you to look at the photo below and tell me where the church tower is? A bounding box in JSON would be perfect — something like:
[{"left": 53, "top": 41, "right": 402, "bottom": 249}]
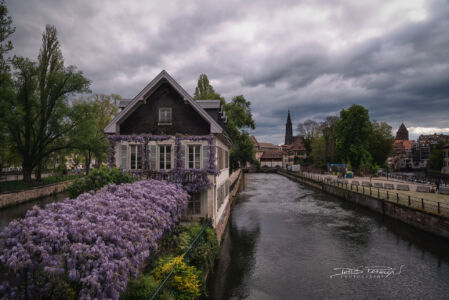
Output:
[
  {"left": 285, "top": 110, "right": 293, "bottom": 145},
  {"left": 395, "top": 123, "right": 409, "bottom": 140}
]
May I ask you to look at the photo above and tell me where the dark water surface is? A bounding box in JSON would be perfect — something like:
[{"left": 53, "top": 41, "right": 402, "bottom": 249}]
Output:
[
  {"left": 207, "top": 173, "right": 449, "bottom": 299},
  {"left": 0, "top": 192, "right": 67, "bottom": 231}
]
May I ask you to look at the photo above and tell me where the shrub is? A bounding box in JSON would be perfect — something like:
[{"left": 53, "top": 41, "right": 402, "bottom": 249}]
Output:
[
  {"left": 67, "top": 167, "right": 133, "bottom": 198},
  {"left": 0, "top": 180, "right": 189, "bottom": 299},
  {"left": 152, "top": 256, "right": 201, "bottom": 300}
]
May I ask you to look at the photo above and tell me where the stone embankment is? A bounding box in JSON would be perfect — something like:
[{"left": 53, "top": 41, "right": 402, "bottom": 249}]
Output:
[
  {"left": 0, "top": 179, "right": 75, "bottom": 209},
  {"left": 278, "top": 170, "right": 449, "bottom": 240},
  {"left": 215, "top": 169, "right": 243, "bottom": 242}
]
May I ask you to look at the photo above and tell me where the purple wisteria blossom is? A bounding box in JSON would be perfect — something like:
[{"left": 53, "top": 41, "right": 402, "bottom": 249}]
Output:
[{"left": 0, "top": 180, "right": 189, "bottom": 299}]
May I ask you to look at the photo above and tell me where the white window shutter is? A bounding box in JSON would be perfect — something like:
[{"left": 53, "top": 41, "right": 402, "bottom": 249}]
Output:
[
  {"left": 120, "top": 144, "right": 128, "bottom": 170},
  {"left": 202, "top": 145, "right": 210, "bottom": 170},
  {"left": 149, "top": 144, "right": 157, "bottom": 170}
]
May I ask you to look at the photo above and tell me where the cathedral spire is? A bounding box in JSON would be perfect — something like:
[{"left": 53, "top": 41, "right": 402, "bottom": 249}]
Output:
[{"left": 285, "top": 110, "right": 293, "bottom": 145}]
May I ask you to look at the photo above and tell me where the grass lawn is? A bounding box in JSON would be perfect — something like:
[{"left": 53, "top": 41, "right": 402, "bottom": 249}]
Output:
[{"left": 0, "top": 174, "right": 82, "bottom": 194}]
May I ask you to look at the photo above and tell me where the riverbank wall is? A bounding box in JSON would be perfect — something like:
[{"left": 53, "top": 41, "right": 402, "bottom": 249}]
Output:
[
  {"left": 0, "top": 179, "right": 75, "bottom": 209},
  {"left": 215, "top": 168, "right": 243, "bottom": 242},
  {"left": 278, "top": 170, "right": 449, "bottom": 240}
]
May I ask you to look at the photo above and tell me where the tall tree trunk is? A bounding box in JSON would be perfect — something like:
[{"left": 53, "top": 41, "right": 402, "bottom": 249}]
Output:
[
  {"left": 85, "top": 152, "right": 91, "bottom": 175},
  {"left": 22, "top": 162, "right": 33, "bottom": 183},
  {"left": 36, "top": 163, "right": 43, "bottom": 182}
]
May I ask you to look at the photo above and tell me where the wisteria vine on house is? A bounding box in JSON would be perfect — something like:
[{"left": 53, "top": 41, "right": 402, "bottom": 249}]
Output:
[{"left": 107, "top": 134, "right": 218, "bottom": 192}]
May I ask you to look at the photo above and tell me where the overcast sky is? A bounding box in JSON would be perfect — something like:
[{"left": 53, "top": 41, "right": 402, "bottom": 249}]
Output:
[{"left": 7, "top": 0, "right": 449, "bottom": 144}]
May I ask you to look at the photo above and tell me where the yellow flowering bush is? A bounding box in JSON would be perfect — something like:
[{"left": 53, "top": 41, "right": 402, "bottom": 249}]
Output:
[{"left": 153, "top": 255, "right": 201, "bottom": 300}]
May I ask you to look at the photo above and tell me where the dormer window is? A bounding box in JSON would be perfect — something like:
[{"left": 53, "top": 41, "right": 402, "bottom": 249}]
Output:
[{"left": 159, "top": 107, "right": 172, "bottom": 125}]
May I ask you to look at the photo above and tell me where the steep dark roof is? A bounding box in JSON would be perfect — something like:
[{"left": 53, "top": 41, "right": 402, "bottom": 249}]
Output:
[{"left": 104, "top": 70, "right": 224, "bottom": 134}]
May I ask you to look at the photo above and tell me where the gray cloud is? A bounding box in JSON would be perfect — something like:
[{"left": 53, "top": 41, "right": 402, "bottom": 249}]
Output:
[{"left": 7, "top": 0, "right": 449, "bottom": 144}]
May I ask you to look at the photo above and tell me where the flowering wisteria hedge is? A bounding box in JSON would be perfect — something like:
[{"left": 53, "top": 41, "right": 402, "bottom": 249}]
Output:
[{"left": 0, "top": 180, "right": 189, "bottom": 300}]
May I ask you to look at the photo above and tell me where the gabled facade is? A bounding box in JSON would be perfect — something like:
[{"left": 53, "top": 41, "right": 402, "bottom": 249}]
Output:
[{"left": 104, "top": 70, "right": 232, "bottom": 227}]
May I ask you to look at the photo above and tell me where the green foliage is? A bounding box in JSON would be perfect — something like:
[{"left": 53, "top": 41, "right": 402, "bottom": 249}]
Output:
[
  {"left": 193, "top": 74, "right": 257, "bottom": 170},
  {"left": 120, "top": 274, "right": 168, "bottom": 300},
  {"left": 335, "top": 105, "right": 373, "bottom": 169},
  {"left": 429, "top": 142, "right": 445, "bottom": 170},
  {"left": 160, "top": 223, "right": 219, "bottom": 275},
  {"left": 310, "top": 136, "right": 327, "bottom": 168},
  {"left": 0, "top": 0, "right": 14, "bottom": 72},
  {"left": 125, "top": 223, "right": 219, "bottom": 299},
  {"left": 66, "top": 167, "right": 132, "bottom": 198},
  {"left": 3, "top": 25, "right": 90, "bottom": 182},
  {"left": 368, "top": 121, "right": 394, "bottom": 167},
  {"left": 0, "top": 0, "right": 15, "bottom": 173},
  {"left": 193, "top": 74, "right": 224, "bottom": 101}
]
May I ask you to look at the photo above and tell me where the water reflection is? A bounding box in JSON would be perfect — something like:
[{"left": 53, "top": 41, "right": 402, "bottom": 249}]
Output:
[
  {"left": 207, "top": 173, "right": 449, "bottom": 299},
  {"left": 0, "top": 192, "right": 67, "bottom": 231}
]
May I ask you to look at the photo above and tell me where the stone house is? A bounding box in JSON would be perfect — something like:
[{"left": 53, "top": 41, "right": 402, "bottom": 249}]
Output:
[{"left": 104, "top": 70, "right": 232, "bottom": 227}]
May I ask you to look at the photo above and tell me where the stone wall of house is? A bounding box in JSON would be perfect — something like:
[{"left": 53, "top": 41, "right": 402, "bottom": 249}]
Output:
[
  {"left": 277, "top": 170, "right": 449, "bottom": 240},
  {"left": 0, "top": 179, "right": 75, "bottom": 209},
  {"left": 215, "top": 168, "right": 243, "bottom": 242}
]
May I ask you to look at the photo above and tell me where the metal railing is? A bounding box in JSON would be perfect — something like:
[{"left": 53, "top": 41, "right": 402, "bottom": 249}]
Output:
[{"left": 281, "top": 170, "right": 449, "bottom": 219}]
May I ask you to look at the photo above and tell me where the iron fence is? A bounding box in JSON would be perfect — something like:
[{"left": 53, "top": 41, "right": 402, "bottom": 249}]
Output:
[{"left": 281, "top": 170, "right": 449, "bottom": 219}]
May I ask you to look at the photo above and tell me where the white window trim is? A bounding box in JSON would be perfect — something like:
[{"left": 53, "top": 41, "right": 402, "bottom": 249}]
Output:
[
  {"left": 186, "top": 143, "right": 202, "bottom": 169},
  {"left": 158, "top": 144, "right": 174, "bottom": 171},
  {"left": 129, "top": 143, "right": 143, "bottom": 170}
]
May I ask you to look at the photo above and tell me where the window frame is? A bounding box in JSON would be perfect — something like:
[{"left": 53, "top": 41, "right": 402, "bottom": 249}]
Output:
[
  {"left": 186, "top": 144, "right": 202, "bottom": 169},
  {"left": 129, "top": 144, "right": 143, "bottom": 170},
  {"left": 158, "top": 107, "right": 172, "bottom": 125},
  {"left": 159, "top": 144, "right": 173, "bottom": 171}
]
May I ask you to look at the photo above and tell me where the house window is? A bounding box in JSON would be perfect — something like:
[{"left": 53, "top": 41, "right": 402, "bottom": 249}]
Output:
[
  {"left": 217, "top": 147, "right": 224, "bottom": 170},
  {"left": 225, "top": 150, "right": 229, "bottom": 169},
  {"left": 159, "top": 145, "right": 172, "bottom": 170},
  {"left": 188, "top": 192, "right": 201, "bottom": 215},
  {"left": 188, "top": 145, "right": 201, "bottom": 169},
  {"left": 130, "top": 145, "right": 142, "bottom": 169},
  {"left": 159, "top": 108, "right": 172, "bottom": 124}
]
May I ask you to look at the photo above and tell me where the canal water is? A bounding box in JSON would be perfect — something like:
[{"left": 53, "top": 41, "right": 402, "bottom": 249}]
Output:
[
  {"left": 0, "top": 192, "right": 67, "bottom": 232},
  {"left": 207, "top": 173, "right": 449, "bottom": 299}
]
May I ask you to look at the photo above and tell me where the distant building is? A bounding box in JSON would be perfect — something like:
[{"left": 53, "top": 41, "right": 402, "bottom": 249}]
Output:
[
  {"left": 283, "top": 110, "right": 307, "bottom": 168},
  {"left": 391, "top": 123, "right": 414, "bottom": 171},
  {"left": 260, "top": 151, "right": 283, "bottom": 167},
  {"left": 284, "top": 110, "right": 303, "bottom": 145},
  {"left": 250, "top": 136, "right": 281, "bottom": 166},
  {"left": 391, "top": 123, "right": 449, "bottom": 170},
  {"left": 395, "top": 123, "right": 409, "bottom": 140},
  {"left": 442, "top": 144, "right": 449, "bottom": 174},
  {"left": 283, "top": 136, "right": 307, "bottom": 168}
]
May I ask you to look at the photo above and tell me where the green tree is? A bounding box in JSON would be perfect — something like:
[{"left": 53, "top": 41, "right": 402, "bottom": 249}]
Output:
[
  {"left": 4, "top": 25, "right": 90, "bottom": 182},
  {"left": 193, "top": 74, "right": 257, "bottom": 170},
  {"left": 71, "top": 100, "right": 107, "bottom": 174},
  {"left": 224, "top": 96, "right": 256, "bottom": 169},
  {"left": 429, "top": 142, "right": 445, "bottom": 170},
  {"left": 335, "top": 104, "right": 372, "bottom": 169},
  {"left": 0, "top": 0, "right": 14, "bottom": 72},
  {"left": 310, "top": 136, "right": 327, "bottom": 168},
  {"left": 70, "top": 94, "right": 118, "bottom": 173},
  {"left": 368, "top": 121, "right": 394, "bottom": 167},
  {"left": 0, "top": 0, "right": 15, "bottom": 171},
  {"left": 193, "top": 74, "right": 223, "bottom": 101}
]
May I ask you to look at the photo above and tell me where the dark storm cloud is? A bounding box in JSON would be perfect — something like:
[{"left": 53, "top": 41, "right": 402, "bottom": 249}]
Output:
[{"left": 6, "top": 0, "right": 449, "bottom": 144}]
